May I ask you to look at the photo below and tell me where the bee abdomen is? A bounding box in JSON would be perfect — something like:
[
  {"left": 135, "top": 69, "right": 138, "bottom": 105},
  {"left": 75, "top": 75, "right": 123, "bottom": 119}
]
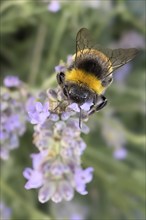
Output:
[{"left": 76, "top": 58, "right": 102, "bottom": 78}]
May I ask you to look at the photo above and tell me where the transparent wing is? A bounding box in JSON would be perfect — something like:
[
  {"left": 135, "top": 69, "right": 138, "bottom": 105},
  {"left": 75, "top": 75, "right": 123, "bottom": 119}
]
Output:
[
  {"left": 76, "top": 28, "right": 93, "bottom": 51},
  {"left": 75, "top": 28, "right": 139, "bottom": 75},
  {"left": 100, "top": 47, "right": 139, "bottom": 75},
  {"left": 75, "top": 28, "right": 94, "bottom": 62}
]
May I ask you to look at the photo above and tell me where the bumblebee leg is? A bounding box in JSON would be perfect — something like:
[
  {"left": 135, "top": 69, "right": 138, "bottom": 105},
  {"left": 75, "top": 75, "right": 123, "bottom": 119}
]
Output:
[
  {"left": 96, "top": 95, "right": 107, "bottom": 111},
  {"left": 56, "top": 72, "right": 65, "bottom": 86},
  {"left": 88, "top": 95, "right": 107, "bottom": 115},
  {"left": 53, "top": 72, "right": 68, "bottom": 112},
  {"left": 56, "top": 72, "right": 70, "bottom": 99}
]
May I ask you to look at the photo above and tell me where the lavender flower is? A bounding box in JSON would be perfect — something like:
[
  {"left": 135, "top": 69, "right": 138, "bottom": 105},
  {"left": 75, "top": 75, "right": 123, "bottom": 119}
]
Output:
[
  {"left": 24, "top": 88, "right": 94, "bottom": 203},
  {"left": 113, "top": 147, "right": 127, "bottom": 160},
  {"left": 54, "top": 55, "right": 73, "bottom": 73},
  {"left": 3, "top": 75, "right": 21, "bottom": 88},
  {"left": 74, "top": 167, "right": 94, "bottom": 195},
  {"left": 0, "top": 201, "right": 12, "bottom": 220},
  {"left": 55, "top": 64, "right": 66, "bottom": 74},
  {"left": 0, "top": 76, "right": 28, "bottom": 160},
  {"left": 48, "top": 0, "right": 61, "bottom": 13},
  {"left": 27, "top": 99, "right": 50, "bottom": 124}
]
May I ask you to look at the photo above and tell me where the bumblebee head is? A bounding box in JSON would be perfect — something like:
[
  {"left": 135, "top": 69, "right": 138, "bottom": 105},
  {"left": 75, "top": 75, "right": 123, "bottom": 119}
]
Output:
[{"left": 66, "top": 83, "right": 92, "bottom": 105}]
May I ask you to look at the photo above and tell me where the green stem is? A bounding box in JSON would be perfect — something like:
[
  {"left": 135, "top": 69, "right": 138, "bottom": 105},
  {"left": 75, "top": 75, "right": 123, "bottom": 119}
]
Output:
[
  {"left": 125, "top": 131, "right": 145, "bottom": 145},
  {"left": 41, "top": 72, "right": 57, "bottom": 90},
  {"left": 84, "top": 150, "right": 144, "bottom": 198},
  {"left": 46, "top": 12, "right": 70, "bottom": 73},
  {"left": 110, "top": 86, "right": 144, "bottom": 101},
  {"left": 1, "top": 179, "right": 51, "bottom": 219},
  {"left": 116, "top": 1, "right": 145, "bottom": 34},
  {"left": 0, "top": 0, "right": 18, "bottom": 14},
  {"left": 92, "top": 115, "right": 145, "bottom": 146},
  {"left": 29, "top": 23, "right": 47, "bottom": 85}
]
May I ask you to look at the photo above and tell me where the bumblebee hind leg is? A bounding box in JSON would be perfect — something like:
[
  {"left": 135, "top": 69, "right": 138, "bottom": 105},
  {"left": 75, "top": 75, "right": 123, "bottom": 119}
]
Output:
[{"left": 88, "top": 94, "right": 107, "bottom": 115}]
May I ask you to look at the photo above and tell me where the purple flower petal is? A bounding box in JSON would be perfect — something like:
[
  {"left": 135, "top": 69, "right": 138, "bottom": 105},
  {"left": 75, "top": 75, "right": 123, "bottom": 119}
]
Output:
[
  {"left": 48, "top": 0, "right": 61, "bottom": 13},
  {"left": 75, "top": 140, "right": 86, "bottom": 155},
  {"left": 60, "top": 181, "right": 74, "bottom": 201},
  {"left": 61, "top": 112, "right": 71, "bottom": 121},
  {"left": 49, "top": 113, "right": 59, "bottom": 121},
  {"left": 9, "top": 134, "right": 19, "bottom": 149},
  {"left": 74, "top": 167, "right": 94, "bottom": 195},
  {"left": 66, "top": 55, "right": 73, "bottom": 65},
  {"left": 50, "top": 162, "right": 64, "bottom": 176},
  {"left": 31, "top": 150, "right": 48, "bottom": 169},
  {"left": 23, "top": 168, "right": 33, "bottom": 179},
  {"left": 52, "top": 191, "right": 63, "bottom": 203},
  {"left": 24, "top": 170, "right": 43, "bottom": 189},
  {"left": 27, "top": 101, "right": 50, "bottom": 124},
  {"left": 1, "top": 77, "right": 27, "bottom": 160},
  {"left": 35, "top": 102, "right": 43, "bottom": 112},
  {"left": 0, "top": 131, "right": 8, "bottom": 140},
  {"left": 4, "top": 115, "right": 21, "bottom": 132},
  {"left": 68, "top": 103, "right": 80, "bottom": 112},
  {"left": 55, "top": 64, "right": 66, "bottom": 73},
  {"left": 70, "top": 214, "right": 83, "bottom": 220},
  {"left": 38, "top": 182, "right": 56, "bottom": 203},
  {"left": 113, "top": 147, "right": 127, "bottom": 160},
  {"left": 0, "top": 148, "right": 9, "bottom": 160},
  {"left": 4, "top": 76, "right": 21, "bottom": 87},
  {"left": 0, "top": 202, "right": 12, "bottom": 220},
  {"left": 81, "top": 101, "right": 93, "bottom": 111},
  {"left": 80, "top": 123, "right": 90, "bottom": 134}
]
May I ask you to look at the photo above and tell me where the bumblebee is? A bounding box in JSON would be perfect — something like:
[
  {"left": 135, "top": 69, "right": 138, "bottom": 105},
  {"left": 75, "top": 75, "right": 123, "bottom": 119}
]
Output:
[{"left": 57, "top": 28, "right": 139, "bottom": 117}]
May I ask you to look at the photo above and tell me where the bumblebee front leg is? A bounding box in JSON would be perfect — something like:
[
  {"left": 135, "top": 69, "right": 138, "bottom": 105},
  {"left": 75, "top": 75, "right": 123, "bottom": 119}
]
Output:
[
  {"left": 53, "top": 72, "right": 68, "bottom": 112},
  {"left": 56, "top": 72, "right": 65, "bottom": 86},
  {"left": 56, "top": 72, "right": 69, "bottom": 98},
  {"left": 88, "top": 94, "right": 107, "bottom": 115}
]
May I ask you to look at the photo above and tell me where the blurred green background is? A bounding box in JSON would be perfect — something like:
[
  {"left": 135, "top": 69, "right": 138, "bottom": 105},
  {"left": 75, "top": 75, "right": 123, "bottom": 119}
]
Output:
[{"left": 0, "top": 0, "right": 145, "bottom": 220}]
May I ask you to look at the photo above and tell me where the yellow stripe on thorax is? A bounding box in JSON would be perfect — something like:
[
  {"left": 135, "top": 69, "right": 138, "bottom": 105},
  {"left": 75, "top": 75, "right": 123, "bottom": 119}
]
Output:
[{"left": 65, "top": 68, "right": 105, "bottom": 94}]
